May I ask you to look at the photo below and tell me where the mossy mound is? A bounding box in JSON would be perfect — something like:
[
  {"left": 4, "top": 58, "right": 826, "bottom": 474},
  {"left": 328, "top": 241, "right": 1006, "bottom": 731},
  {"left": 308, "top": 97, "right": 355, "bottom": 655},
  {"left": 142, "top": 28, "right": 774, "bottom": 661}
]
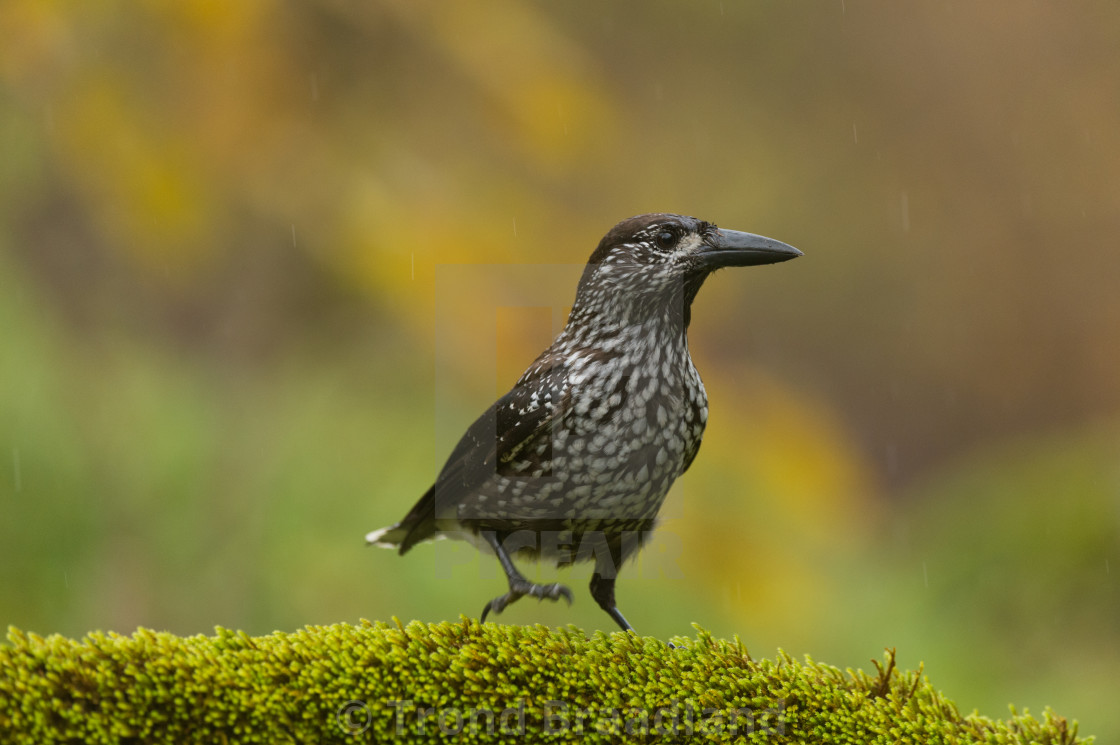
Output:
[{"left": 0, "top": 619, "right": 1089, "bottom": 743}]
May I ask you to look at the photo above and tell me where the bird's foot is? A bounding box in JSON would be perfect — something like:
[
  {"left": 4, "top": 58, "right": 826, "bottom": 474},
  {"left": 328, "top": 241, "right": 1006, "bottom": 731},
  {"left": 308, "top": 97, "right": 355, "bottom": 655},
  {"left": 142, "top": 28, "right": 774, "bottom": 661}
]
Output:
[{"left": 480, "top": 580, "right": 573, "bottom": 622}]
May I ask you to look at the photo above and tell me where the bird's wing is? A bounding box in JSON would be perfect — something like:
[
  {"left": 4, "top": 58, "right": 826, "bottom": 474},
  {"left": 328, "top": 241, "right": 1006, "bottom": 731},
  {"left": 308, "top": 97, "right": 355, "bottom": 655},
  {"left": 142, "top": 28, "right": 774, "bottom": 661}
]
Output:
[{"left": 396, "top": 355, "right": 569, "bottom": 552}]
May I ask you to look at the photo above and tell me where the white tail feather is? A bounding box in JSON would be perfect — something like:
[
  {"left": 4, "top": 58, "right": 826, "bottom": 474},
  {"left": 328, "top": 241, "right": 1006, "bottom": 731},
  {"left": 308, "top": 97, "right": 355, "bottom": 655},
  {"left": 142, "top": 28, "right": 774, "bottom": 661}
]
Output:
[{"left": 365, "top": 524, "right": 405, "bottom": 548}]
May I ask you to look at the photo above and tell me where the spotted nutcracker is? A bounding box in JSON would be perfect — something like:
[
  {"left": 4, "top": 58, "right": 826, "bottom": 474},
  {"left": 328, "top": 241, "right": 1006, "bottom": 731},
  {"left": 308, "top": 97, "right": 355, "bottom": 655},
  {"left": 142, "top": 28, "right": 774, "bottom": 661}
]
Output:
[{"left": 366, "top": 213, "right": 801, "bottom": 632}]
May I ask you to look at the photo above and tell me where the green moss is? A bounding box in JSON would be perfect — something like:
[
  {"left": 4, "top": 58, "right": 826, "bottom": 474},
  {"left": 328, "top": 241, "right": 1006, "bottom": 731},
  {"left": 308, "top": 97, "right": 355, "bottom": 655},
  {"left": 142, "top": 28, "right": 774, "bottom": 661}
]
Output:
[{"left": 0, "top": 620, "right": 1090, "bottom": 744}]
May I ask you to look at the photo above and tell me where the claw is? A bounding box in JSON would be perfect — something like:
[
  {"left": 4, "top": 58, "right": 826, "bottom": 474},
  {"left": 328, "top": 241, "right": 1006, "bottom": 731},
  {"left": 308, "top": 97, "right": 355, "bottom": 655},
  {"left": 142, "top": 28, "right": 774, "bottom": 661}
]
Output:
[
  {"left": 529, "top": 582, "right": 573, "bottom": 605},
  {"left": 479, "top": 580, "right": 573, "bottom": 623}
]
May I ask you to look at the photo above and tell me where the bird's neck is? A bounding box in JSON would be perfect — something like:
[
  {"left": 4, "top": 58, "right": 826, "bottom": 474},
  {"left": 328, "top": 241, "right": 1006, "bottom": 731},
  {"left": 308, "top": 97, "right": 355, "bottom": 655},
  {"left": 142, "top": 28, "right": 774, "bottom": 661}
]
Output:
[{"left": 561, "top": 303, "right": 693, "bottom": 359}]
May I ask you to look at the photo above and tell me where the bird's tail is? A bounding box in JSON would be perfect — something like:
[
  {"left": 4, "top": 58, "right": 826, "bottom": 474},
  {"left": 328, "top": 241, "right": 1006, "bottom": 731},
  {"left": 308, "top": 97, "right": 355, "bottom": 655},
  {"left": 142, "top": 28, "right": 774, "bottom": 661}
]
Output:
[{"left": 365, "top": 523, "right": 408, "bottom": 549}]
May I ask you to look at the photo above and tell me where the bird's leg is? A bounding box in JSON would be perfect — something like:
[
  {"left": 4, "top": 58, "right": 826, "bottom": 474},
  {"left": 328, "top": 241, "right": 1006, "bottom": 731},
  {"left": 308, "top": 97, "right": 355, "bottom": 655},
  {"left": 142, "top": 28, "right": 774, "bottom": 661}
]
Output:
[
  {"left": 479, "top": 531, "right": 572, "bottom": 622},
  {"left": 589, "top": 565, "right": 635, "bottom": 634}
]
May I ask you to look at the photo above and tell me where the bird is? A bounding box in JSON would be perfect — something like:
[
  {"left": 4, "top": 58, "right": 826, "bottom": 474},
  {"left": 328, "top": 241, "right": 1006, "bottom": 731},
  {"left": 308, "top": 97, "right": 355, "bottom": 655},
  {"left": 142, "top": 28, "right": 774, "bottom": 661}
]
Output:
[{"left": 366, "top": 213, "right": 801, "bottom": 633}]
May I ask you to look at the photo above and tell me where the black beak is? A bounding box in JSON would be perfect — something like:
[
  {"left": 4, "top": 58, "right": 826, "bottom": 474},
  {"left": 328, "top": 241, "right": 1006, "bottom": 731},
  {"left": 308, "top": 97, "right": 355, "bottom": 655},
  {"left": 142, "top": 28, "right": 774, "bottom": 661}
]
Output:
[{"left": 697, "top": 229, "right": 802, "bottom": 269}]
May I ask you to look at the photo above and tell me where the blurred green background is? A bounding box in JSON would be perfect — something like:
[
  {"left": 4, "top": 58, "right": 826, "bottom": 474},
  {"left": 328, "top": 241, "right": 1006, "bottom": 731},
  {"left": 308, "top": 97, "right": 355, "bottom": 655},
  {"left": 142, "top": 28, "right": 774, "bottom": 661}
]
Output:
[{"left": 1, "top": 0, "right": 1117, "bottom": 738}]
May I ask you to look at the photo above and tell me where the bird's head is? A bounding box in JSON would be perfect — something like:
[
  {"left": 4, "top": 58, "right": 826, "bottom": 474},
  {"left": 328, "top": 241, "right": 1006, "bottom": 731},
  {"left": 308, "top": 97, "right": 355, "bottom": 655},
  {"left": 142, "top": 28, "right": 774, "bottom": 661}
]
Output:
[{"left": 570, "top": 213, "right": 802, "bottom": 327}]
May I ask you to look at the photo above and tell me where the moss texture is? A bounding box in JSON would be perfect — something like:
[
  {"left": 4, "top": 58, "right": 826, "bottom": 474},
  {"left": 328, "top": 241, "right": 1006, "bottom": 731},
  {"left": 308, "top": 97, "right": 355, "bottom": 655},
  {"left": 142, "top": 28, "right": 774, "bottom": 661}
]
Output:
[{"left": 0, "top": 619, "right": 1090, "bottom": 744}]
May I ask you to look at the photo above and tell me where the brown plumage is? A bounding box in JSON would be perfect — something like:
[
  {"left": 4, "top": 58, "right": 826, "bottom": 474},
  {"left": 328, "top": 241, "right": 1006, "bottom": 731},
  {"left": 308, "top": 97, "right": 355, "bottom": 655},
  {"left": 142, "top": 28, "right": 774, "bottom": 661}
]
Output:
[{"left": 366, "top": 213, "right": 801, "bottom": 632}]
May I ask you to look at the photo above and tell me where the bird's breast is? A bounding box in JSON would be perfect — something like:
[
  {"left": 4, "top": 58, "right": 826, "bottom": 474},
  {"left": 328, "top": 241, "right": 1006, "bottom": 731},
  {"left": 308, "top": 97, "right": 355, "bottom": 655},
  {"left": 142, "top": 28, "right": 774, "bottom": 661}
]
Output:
[{"left": 458, "top": 334, "right": 708, "bottom": 535}]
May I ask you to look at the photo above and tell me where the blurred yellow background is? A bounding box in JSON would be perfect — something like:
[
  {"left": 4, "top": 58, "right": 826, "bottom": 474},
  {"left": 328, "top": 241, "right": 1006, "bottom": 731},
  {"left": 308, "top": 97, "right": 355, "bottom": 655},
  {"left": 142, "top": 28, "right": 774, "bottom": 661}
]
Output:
[{"left": 1, "top": 0, "right": 1117, "bottom": 738}]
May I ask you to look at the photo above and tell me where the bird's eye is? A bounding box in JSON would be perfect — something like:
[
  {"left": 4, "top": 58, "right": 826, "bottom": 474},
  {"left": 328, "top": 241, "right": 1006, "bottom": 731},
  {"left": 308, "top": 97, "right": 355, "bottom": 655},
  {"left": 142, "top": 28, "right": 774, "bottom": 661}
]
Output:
[{"left": 654, "top": 229, "right": 677, "bottom": 250}]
